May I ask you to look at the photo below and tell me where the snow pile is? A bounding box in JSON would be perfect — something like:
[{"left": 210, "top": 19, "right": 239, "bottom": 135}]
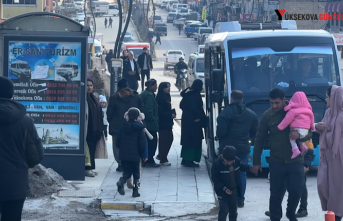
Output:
[{"left": 28, "top": 164, "right": 75, "bottom": 198}]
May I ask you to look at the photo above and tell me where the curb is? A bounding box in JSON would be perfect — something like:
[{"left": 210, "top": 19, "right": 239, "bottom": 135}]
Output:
[{"left": 101, "top": 201, "right": 145, "bottom": 211}]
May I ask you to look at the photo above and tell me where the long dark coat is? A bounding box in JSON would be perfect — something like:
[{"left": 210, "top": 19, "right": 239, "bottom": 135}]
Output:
[
  {"left": 123, "top": 58, "right": 140, "bottom": 91},
  {"left": 179, "top": 88, "right": 206, "bottom": 147}
]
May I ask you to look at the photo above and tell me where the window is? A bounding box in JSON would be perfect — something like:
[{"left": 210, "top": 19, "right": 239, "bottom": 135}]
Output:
[
  {"left": 11, "top": 63, "right": 16, "bottom": 68},
  {"left": 3, "top": 0, "right": 36, "bottom": 4},
  {"left": 196, "top": 58, "right": 204, "bottom": 72}
]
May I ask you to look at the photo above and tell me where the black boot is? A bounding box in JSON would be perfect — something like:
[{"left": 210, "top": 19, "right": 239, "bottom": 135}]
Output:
[
  {"left": 336, "top": 215, "right": 342, "bottom": 221},
  {"left": 116, "top": 177, "right": 126, "bottom": 195},
  {"left": 132, "top": 181, "right": 140, "bottom": 197}
]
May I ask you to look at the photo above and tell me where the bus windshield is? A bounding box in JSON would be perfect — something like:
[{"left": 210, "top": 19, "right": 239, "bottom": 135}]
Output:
[{"left": 231, "top": 45, "right": 339, "bottom": 94}]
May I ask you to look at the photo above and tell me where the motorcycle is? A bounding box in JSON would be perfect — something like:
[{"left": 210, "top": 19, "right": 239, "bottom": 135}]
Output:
[{"left": 175, "top": 69, "right": 188, "bottom": 92}]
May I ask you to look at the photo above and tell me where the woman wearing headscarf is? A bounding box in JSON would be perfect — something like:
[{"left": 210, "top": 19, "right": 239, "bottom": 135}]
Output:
[
  {"left": 85, "top": 78, "right": 104, "bottom": 177},
  {"left": 179, "top": 79, "right": 206, "bottom": 167},
  {"left": 316, "top": 85, "right": 343, "bottom": 221},
  {"left": 156, "top": 82, "right": 175, "bottom": 166}
]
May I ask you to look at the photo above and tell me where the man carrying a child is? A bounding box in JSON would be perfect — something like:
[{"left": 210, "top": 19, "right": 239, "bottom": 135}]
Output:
[{"left": 252, "top": 88, "right": 312, "bottom": 221}]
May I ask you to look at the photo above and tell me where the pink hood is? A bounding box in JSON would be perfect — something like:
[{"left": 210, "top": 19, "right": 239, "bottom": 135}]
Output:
[
  {"left": 320, "top": 85, "right": 343, "bottom": 158},
  {"left": 284, "top": 91, "right": 312, "bottom": 112}
]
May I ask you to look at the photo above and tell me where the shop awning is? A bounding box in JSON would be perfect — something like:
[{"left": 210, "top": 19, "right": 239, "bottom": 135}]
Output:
[{"left": 325, "top": 1, "right": 343, "bottom": 12}]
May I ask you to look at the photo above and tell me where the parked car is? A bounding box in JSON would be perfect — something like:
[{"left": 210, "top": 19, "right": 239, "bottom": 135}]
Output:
[
  {"left": 167, "top": 0, "right": 178, "bottom": 11},
  {"left": 187, "top": 53, "right": 205, "bottom": 93},
  {"left": 10, "top": 60, "right": 31, "bottom": 79},
  {"left": 74, "top": 1, "right": 83, "bottom": 11},
  {"left": 122, "top": 31, "right": 134, "bottom": 42},
  {"left": 56, "top": 61, "right": 79, "bottom": 81},
  {"left": 154, "top": 23, "right": 167, "bottom": 36},
  {"left": 184, "top": 22, "right": 207, "bottom": 37},
  {"left": 154, "top": 15, "right": 163, "bottom": 23},
  {"left": 163, "top": 50, "right": 185, "bottom": 70},
  {"left": 161, "top": 1, "right": 168, "bottom": 9},
  {"left": 193, "top": 27, "right": 213, "bottom": 41},
  {"left": 167, "top": 12, "right": 177, "bottom": 23}
]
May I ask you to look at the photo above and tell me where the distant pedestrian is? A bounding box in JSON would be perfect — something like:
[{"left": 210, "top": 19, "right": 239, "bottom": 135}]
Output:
[
  {"left": 211, "top": 146, "right": 253, "bottom": 221},
  {"left": 104, "top": 17, "right": 108, "bottom": 28},
  {"left": 123, "top": 51, "right": 140, "bottom": 91},
  {"left": 107, "top": 78, "right": 144, "bottom": 173},
  {"left": 212, "top": 19, "right": 217, "bottom": 29},
  {"left": 99, "top": 95, "right": 109, "bottom": 141},
  {"left": 0, "top": 76, "right": 43, "bottom": 221},
  {"left": 137, "top": 47, "right": 153, "bottom": 91},
  {"left": 178, "top": 24, "right": 182, "bottom": 35},
  {"left": 116, "top": 108, "right": 148, "bottom": 198},
  {"left": 180, "top": 79, "right": 206, "bottom": 167},
  {"left": 120, "top": 49, "right": 128, "bottom": 61},
  {"left": 216, "top": 90, "right": 258, "bottom": 208},
  {"left": 155, "top": 32, "right": 161, "bottom": 45},
  {"left": 100, "top": 50, "right": 107, "bottom": 71},
  {"left": 156, "top": 82, "right": 175, "bottom": 166},
  {"left": 105, "top": 49, "right": 115, "bottom": 73},
  {"left": 109, "top": 17, "right": 113, "bottom": 28},
  {"left": 85, "top": 78, "right": 106, "bottom": 177},
  {"left": 140, "top": 79, "right": 160, "bottom": 167},
  {"left": 206, "top": 15, "right": 212, "bottom": 27}
]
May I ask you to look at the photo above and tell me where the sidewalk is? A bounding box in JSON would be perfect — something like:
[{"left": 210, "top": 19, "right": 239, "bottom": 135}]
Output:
[{"left": 99, "top": 123, "right": 216, "bottom": 217}]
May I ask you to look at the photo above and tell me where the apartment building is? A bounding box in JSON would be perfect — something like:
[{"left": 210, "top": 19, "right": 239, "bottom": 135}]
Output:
[{"left": 1, "top": 0, "right": 54, "bottom": 20}]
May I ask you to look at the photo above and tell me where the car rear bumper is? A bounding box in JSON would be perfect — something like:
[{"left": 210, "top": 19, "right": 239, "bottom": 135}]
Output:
[{"left": 165, "top": 62, "right": 177, "bottom": 66}]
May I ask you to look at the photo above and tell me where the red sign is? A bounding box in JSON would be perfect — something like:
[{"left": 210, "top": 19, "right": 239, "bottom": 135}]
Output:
[
  {"left": 333, "top": 33, "right": 343, "bottom": 46},
  {"left": 125, "top": 45, "right": 150, "bottom": 49}
]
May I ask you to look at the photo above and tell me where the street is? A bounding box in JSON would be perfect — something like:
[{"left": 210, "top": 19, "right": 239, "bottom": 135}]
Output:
[
  {"left": 18, "top": 7, "right": 326, "bottom": 221},
  {"left": 95, "top": 7, "right": 325, "bottom": 221}
]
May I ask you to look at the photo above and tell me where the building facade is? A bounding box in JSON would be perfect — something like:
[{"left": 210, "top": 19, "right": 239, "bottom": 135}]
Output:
[{"left": 1, "top": 0, "right": 53, "bottom": 20}]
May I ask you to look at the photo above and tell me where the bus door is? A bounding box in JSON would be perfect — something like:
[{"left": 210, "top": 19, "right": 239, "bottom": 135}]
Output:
[{"left": 205, "top": 45, "right": 227, "bottom": 161}]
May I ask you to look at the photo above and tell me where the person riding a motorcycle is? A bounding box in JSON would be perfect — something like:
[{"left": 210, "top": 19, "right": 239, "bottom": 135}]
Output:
[{"left": 174, "top": 57, "right": 188, "bottom": 87}]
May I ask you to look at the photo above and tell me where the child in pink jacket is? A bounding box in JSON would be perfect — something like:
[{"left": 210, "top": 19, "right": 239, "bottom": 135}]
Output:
[{"left": 278, "top": 91, "right": 315, "bottom": 159}]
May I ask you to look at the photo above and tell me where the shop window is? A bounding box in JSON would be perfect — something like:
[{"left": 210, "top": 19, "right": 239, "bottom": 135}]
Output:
[{"left": 3, "top": 0, "right": 36, "bottom": 4}]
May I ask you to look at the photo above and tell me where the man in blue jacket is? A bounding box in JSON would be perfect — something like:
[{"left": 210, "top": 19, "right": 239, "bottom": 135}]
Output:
[{"left": 0, "top": 76, "right": 43, "bottom": 221}]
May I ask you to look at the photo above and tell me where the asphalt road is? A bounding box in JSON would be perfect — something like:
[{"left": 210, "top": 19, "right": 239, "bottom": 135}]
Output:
[{"left": 96, "top": 8, "right": 325, "bottom": 221}]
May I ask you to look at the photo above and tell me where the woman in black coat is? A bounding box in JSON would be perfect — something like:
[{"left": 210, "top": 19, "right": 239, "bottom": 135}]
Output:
[
  {"left": 156, "top": 82, "right": 175, "bottom": 166},
  {"left": 179, "top": 79, "right": 206, "bottom": 167},
  {"left": 86, "top": 78, "right": 104, "bottom": 177}
]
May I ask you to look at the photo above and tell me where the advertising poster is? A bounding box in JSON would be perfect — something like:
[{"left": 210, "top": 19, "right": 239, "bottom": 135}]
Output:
[
  {"left": 8, "top": 41, "right": 82, "bottom": 151},
  {"left": 8, "top": 41, "right": 81, "bottom": 81}
]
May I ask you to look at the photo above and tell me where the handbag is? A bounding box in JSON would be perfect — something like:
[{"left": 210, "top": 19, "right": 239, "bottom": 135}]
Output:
[{"left": 95, "top": 134, "right": 108, "bottom": 159}]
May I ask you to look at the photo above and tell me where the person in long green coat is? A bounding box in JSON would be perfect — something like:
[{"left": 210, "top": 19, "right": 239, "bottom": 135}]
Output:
[{"left": 140, "top": 79, "right": 160, "bottom": 167}]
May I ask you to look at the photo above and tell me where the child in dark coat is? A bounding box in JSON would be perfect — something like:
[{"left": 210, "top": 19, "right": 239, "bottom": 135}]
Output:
[
  {"left": 211, "top": 146, "right": 252, "bottom": 221},
  {"left": 116, "top": 108, "right": 148, "bottom": 197}
]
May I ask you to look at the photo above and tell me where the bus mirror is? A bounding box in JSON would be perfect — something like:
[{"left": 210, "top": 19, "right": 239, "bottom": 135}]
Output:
[{"left": 212, "top": 69, "right": 224, "bottom": 91}]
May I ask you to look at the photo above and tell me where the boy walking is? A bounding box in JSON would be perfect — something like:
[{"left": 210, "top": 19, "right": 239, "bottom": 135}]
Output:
[
  {"left": 211, "top": 146, "right": 252, "bottom": 221},
  {"left": 116, "top": 108, "right": 147, "bottom": 197}
]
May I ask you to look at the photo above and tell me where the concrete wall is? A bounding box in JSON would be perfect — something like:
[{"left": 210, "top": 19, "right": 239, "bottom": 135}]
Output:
[
  {"left": 279, "top": 0, "right": 326, "bottom": 29},
  {"left": 2, "top": 1, "right": 44, "bottom": 19}
]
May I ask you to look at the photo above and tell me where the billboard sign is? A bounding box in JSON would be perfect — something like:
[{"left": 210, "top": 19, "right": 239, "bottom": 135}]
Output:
[{"left": 4, "top": 36, "right": 86, "bottom": 156}]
